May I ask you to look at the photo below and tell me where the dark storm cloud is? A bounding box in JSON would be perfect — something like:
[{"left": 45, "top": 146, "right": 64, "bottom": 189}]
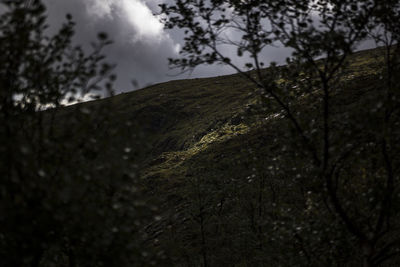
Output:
[
  {"left": 42, "top": 0, "right": 293, "bottom": 93},
  {"left": 44, "top": 0, "right": 181, "bottom": 92},
  {"left": 8, "top": 1, "right": 375, "bottom": 94}
]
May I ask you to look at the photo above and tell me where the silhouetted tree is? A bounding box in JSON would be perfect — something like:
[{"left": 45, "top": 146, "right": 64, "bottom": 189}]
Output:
[
  {"left": 161, "top": 0, "right": 400, "bottom": 265},
  {"left": 0, "top": 1, "right": 160, "bottom": 266}
]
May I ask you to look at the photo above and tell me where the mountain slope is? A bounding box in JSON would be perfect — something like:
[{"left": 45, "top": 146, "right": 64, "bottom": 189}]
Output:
[
  {"left": 94, "top": 47, "right": 383, "bottom": 184},
  {"left": 49, "top": 46, "right": 400, "bottom": 266},
  {"left": 50, "top": 47, "right": 385, "bottom": 194}
]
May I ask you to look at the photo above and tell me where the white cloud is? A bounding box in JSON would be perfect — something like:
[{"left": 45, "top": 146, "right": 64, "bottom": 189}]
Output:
[
  {"left": 84, "top": 0, "right": 115, "bottom": 18},
  {"left": 122, "top": 0, "right": 164, "bottom": 41},
  {"left": 43, "top": 0, "right": 183, "bottom": 92},
  {"left": 83, "top": 0, "right": 165, "bottom": 42}
]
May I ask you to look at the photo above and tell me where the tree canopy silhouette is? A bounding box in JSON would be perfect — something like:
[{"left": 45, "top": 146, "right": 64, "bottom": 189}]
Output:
[{"left": 160, "top": 0, "right": 400, "bottom": 265}]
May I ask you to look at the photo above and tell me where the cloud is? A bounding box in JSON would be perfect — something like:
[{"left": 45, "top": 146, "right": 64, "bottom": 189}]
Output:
[
  {"left": 42, "top": 0, "right": 294, "bottom": 93},
  {"left": 83, "top": 0, "right": 115, "bottom": 18},
  {"left": 83, "top": 0, "right": 164, "bottom": 42},
  {"left": 44, "top": 0, "right": 180, "bottom": 92},
  {"left": 121, "top": 0, "right": 164, "bottom": 41}
]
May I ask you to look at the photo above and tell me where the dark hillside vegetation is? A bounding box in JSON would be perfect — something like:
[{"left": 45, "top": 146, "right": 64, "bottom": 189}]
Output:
[
  {"left": 128, "top": 47, "right": 400, "bottom": 266},
  {"left": 2, "top": 0, "right": 400, "bottom": 266},
  {"left": 14, "top": 45, "right": 400, "bottom": 266},
  {"left": 49, "top": 46, "right": 399, "bottom": 266},
  {"left": 155, "top": 1, "right": 400, "bottom": 263}
]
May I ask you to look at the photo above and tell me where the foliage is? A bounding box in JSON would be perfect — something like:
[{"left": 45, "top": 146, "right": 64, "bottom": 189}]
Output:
[
  {"left": 2, "top": 0, "right": 400, "bottom": 266},
  {"left": 0, "top": 1, "right": 161, "bottom": 266},
  {"left": 158, "top": 0, "right": 400, "bottom": 266}
]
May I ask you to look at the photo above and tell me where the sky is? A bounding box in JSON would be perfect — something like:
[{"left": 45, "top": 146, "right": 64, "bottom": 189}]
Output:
[
  {"left": 43, "top": 0, "right": 292, "bottom": 93},
  {"left": 43, "top": 0, "right": 377, "bottom": 94}
]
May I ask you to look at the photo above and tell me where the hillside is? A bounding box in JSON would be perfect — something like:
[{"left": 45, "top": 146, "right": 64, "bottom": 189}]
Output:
[
  {"left": 43, "top": 46, "right": 399, "bottom": 266},
  {"left": 4, "top": 0, "right": 400, "bottom": 265},
  {"left": 69, "top": 46, "right": 383, "bottom": 185}
]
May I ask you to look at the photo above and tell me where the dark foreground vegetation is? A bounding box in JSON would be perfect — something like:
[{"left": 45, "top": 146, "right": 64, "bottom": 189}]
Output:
[{"left": 1, "top": 0, "right": 400, "bottom": 266}]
